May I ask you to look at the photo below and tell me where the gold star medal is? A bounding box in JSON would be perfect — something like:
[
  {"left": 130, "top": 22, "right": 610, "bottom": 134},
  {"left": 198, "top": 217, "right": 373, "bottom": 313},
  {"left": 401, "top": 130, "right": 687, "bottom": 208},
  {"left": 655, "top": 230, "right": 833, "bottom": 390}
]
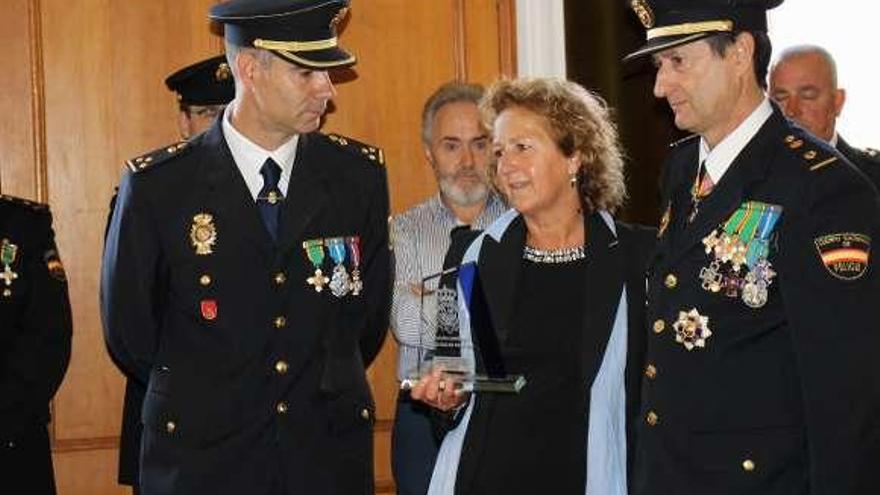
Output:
[
  {"left": 190, "top": 213, "right": 217, "bottom": 255},
  {"left": 673, "top": 308, "right": 712, "bottom": 351},
  {"left": 303, "top": 239, "right": 329, "bottom": 292}
]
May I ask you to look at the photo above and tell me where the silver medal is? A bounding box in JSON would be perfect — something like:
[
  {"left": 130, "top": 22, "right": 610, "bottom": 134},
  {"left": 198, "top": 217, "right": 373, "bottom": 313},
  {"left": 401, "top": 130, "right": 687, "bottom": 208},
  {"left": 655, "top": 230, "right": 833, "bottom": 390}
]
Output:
[{"left": 329, "top": 264, "right": 351, "bottom": 298}]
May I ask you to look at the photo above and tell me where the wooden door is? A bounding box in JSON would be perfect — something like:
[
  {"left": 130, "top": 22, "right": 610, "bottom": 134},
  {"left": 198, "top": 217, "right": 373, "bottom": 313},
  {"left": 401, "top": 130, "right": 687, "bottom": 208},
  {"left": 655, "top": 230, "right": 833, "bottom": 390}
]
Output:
[{"left": 0, "top": 1, "right": 515, "bottom": 493}]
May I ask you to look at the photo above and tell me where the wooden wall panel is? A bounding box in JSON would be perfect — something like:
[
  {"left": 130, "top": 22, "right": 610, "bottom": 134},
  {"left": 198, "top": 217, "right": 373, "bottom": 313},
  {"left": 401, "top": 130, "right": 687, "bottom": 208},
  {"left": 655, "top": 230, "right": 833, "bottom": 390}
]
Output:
[
  {"left": 0, "top": 1, "right": 515, "bottom": 493},
  {"left": 0, "top": 0, "right": 39, "bottom": 199},
  {"left": 326, "top": 0, "right": 516, "bottom": 215},
  {"left": 464, "top": 0, "right": 517, "bottom": 86},
  {"left": 324, "top": 0, "right": 460, "bottom": 214},
  {"left": 54, "top": 448, "right": 130, "bottom": 495}
]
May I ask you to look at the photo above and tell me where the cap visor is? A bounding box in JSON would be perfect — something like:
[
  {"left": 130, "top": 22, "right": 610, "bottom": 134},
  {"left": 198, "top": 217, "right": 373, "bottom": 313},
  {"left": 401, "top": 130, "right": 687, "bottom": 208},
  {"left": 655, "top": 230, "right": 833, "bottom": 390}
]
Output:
[
  {"left": 622, "top": 32, "right": 714, "bottom": 63},
  {"left": 273, "top": 46, "right": 356, "bottom": 69}
]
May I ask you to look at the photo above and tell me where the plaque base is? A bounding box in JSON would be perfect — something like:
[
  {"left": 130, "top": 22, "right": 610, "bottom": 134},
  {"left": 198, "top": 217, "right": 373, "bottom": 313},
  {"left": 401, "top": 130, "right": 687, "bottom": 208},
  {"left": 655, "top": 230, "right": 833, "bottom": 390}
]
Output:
[{"left": 399, "top": 373, "right": 526, "bottom": 394}]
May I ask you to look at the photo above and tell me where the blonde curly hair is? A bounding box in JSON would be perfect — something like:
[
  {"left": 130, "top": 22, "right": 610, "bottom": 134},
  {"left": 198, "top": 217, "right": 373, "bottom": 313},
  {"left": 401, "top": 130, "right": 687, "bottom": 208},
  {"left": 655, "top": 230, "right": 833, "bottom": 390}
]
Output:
[{"left": 481, "top": 77, "right": 627, "bottom": 214}]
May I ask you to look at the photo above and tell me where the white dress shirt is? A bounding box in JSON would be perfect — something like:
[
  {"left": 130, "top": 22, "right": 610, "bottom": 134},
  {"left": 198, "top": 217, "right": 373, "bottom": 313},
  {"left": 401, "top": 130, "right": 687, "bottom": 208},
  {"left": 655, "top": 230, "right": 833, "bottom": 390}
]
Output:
[
  {"left": 699, "top": 97, "right": 773, "bottom": 184},
  {"left": 222, "top": 106, "right": 298, "bottom": 200}
]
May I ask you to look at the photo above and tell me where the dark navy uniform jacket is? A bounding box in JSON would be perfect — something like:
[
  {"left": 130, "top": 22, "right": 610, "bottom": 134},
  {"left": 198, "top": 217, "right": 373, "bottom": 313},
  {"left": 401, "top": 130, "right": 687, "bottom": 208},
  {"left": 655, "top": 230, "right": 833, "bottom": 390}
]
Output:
[
  {"left": 0, "top": 196, "right": 71, "bottom": 495},
  {"left": 634, "top": 107, "right": 880, "bottom": 494},
  {"left": 101, "top": 120, "right": 391, "bottom": 495},
  {"left": 837, "top": 137, "right": 880, "bottom": 192}
]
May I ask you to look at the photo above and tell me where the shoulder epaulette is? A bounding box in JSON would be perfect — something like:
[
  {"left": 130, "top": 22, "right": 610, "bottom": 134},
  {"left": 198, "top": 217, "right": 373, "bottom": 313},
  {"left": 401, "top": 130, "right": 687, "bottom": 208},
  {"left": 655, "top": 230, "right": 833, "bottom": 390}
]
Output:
[
  {"left": 669, "top": 134, "right": 699, "bottom": 148},
  {"left": 126, "top": 140, "right": 191, "bottom": 173},
  {"left": 327, "top": 133, "right": 385, "bottom": 166},
  {"left": 863, "top": 147, "right": 880, "bottom": 162},
  {"left": 781, "top": 133, "right": 838, "bottom": 172},
  {"left": 0, "top": 194, "right": 49, "bottom": 212}
]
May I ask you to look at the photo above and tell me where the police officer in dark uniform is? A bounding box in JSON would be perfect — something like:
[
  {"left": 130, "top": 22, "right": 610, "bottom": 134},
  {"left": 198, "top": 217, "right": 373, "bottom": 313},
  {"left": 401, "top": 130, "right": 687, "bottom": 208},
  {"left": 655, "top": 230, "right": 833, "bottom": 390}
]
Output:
[
  {"left": 0, "top": 193, "right": 72, "bottom": 495},
  {"left": 837, "top": 140, "right": 880, "bottom": 189},
  {"left": 165, "top": 55, "right": 236, "bottom": 140},
  {"left": 623, "top": 1, "right": 880, "bottom": 493},
  {"left": 113, "top": 54, "right": 235, "bottom": 495},
  {"left": 768, "top": 44, "right": 880, "bottom": 189},
  {"left": 101, "top": 1, "right": 391, "bottom": 494}
]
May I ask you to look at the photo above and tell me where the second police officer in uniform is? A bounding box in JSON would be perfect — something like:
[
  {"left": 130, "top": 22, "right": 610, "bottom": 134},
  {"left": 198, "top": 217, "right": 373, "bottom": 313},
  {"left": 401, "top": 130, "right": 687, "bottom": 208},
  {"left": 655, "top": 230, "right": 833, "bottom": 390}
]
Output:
[
  {"left": 112, "top": 54, "right": 235, "bottom": 494},
  {"left": 624, "top": 0, "right": 880, "bottom": 493},
  {"left": 101, "top": 1, "right": 391, "bottom": 494},
  {"left": 165, "top": 55, "right": 237, "bottom": 140}
]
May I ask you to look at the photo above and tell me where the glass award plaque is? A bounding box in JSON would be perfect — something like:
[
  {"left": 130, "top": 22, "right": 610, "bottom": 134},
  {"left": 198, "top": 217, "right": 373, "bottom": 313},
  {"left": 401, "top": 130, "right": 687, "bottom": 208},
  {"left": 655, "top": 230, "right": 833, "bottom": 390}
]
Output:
[{"left": 399, "top": 263, "right": 526, "bottom": 394}]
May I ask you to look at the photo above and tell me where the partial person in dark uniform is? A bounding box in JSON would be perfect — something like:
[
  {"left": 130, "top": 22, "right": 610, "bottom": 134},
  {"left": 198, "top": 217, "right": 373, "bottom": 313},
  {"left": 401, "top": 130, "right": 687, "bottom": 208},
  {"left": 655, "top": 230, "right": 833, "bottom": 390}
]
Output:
[
  {"left": 0, "top": 192, "right": 72, "bottom": 495},
  {"left": 166, "top": 55, "right": 236, "bottom": 140},
  {"left": 769, "top": 44, "right": 880, "bottom": 188},
  {"left": 100, "top": 1, "right": 391, "bottom": 494},
  {"left": 112, "top": 53, "right": 235, "bottom": 495},
  {"left": 623, "top": 1, "right": 880, "bottom": 493}
]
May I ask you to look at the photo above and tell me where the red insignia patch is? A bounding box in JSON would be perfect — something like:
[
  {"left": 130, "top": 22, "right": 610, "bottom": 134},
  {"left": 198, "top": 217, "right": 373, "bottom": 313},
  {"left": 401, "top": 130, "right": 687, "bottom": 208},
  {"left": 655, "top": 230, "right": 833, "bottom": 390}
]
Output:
[
  {"left": 200, "top": 299, "right": 218, "bottom": 321},
  {"left": 814, "top": 233, "right": 871, "bottom": 280}
]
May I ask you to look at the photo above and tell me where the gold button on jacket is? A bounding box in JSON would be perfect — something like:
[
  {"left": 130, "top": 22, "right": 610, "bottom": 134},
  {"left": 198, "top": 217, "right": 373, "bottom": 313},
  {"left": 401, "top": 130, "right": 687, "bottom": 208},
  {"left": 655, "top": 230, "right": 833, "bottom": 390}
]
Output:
[{"left": 653, "top": 319, "right": 666, "bottom": 334}]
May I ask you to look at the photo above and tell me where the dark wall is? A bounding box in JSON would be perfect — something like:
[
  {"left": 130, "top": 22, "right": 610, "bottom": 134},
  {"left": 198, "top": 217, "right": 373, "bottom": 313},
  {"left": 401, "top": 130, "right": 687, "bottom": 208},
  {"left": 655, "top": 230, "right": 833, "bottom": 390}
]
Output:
[{"left": 564, "top": 0, "right": 687, "bottom": 226}]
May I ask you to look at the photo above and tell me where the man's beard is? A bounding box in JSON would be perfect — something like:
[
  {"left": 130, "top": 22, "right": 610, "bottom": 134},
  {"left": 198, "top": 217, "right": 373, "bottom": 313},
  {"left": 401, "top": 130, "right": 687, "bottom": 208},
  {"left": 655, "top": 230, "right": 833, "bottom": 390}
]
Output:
[{"left": 438, "top": 171, "right": 490, "bottom": 208}]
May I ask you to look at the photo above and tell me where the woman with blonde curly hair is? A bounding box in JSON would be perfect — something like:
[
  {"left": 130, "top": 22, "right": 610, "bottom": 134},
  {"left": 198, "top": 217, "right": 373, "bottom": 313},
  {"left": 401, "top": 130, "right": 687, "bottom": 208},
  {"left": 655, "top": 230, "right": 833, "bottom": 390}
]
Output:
[{"left": 412, "top": 77, "right": 655, "bottom": 494}]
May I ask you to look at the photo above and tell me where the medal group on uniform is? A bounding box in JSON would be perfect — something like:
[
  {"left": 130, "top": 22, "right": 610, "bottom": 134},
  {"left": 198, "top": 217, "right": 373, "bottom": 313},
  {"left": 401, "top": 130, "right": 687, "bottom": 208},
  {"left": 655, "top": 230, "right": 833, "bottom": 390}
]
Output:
[{"left": 2, "top": 0, "right": 879, "bottom": 494}]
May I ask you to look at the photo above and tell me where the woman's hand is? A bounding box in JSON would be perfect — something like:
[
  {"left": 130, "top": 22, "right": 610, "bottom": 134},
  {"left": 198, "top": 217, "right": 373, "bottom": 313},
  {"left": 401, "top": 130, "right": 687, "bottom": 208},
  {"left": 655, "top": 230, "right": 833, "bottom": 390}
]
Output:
[{"left": 409, "top": 366, "right": 469, "bottom": 412}]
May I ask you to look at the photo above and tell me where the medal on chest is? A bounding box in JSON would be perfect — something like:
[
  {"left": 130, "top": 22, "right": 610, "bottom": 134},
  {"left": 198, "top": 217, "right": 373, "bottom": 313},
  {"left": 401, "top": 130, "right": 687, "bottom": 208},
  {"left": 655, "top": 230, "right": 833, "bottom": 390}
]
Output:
[
  {"left": 673, "top": 308, "right": 712, "bottom": 351},
  {"left": 302, "top": 235, "right": 365, "bottom": 297},
  {"left": 346, "top": 236, "right": 363, "bottom": 296},
  {"left": 326, "top": 237, "right": 351, "bottom": 297},
  {"left": 1, "top": 239, "right": 19, "bottom": 297},
  {"left": 303, "top": 239, "right": 329, "bottom": 292},
  {"left": 700, "top": 201, "right": 782, "bottom": 308}
]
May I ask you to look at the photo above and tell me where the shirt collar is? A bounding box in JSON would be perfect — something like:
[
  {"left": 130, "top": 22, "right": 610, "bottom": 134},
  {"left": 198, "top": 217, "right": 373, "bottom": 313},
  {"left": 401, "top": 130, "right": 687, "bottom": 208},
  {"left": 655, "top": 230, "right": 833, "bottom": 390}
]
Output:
[
  {"left": 699, "top": 97, "right": 773, "bottom": 184},
  {"left": 829, "top": 132, "right": 839, "bottom": 148},
  {"left": 433, "top": 191, "right": 504, "bottom": 229},
  {"left": 222, "top": 105, "right": 299, "bottom": 199}
]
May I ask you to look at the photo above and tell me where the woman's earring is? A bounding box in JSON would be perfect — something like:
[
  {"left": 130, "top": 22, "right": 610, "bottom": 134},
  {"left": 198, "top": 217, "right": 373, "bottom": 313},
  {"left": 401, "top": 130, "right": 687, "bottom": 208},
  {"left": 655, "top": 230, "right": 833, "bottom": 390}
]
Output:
[{"left": 569, "top": 173, "right": 578, "bottom": 187}]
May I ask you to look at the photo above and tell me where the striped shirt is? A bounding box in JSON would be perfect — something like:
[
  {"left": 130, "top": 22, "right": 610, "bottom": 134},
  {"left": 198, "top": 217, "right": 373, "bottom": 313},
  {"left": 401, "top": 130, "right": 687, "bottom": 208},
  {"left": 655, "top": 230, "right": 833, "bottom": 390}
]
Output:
[{"left": 390, "top": 193, "right": 507, "bottom": 380}]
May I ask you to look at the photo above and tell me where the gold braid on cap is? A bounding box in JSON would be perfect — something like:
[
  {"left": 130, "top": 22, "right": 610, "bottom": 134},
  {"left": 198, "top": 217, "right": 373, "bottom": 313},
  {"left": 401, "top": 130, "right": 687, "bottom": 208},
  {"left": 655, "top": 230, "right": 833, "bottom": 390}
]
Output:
[
  {"left": 647, "top": 20, "right": 733, "bottom": 40},
  {"left": 253, "top": 37, "right": 338, "bottom": 52}
]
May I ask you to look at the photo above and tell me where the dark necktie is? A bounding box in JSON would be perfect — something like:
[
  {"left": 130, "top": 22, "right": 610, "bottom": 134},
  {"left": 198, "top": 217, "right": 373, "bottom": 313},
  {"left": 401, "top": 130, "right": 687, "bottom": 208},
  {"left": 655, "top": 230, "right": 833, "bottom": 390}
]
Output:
[
  {"left": 258, "top": 158, "right": 284, "bottom": 241},
  {"left": 688, "top": 161, "right": 713, "bottom": 223}
]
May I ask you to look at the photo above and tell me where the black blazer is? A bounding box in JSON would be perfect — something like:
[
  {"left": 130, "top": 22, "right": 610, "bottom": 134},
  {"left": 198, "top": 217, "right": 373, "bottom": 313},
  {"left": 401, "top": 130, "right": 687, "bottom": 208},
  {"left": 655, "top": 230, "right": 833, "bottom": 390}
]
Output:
[
  {"left": 101, "top": 120, "right": 391, "bottom": 495},
  {"left": 0, "top": 196, "right": 72, "bottom": 495},
  {"left": 635, "top": 106, "right": 880, "bottom": 494},
  {"left": 440, "top": 211, "right": 654, "bottom": 493}
]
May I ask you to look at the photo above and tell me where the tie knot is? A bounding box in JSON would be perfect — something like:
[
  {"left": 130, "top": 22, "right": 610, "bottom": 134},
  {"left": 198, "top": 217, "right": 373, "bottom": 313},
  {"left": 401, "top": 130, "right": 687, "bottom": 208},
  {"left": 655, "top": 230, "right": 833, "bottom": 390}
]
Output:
[
  {"left": 697, "top": 161, "right": 714, "bottom": 197},
  {"left": 260, "top": 158, "right": 282, "bottom": 189}
]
